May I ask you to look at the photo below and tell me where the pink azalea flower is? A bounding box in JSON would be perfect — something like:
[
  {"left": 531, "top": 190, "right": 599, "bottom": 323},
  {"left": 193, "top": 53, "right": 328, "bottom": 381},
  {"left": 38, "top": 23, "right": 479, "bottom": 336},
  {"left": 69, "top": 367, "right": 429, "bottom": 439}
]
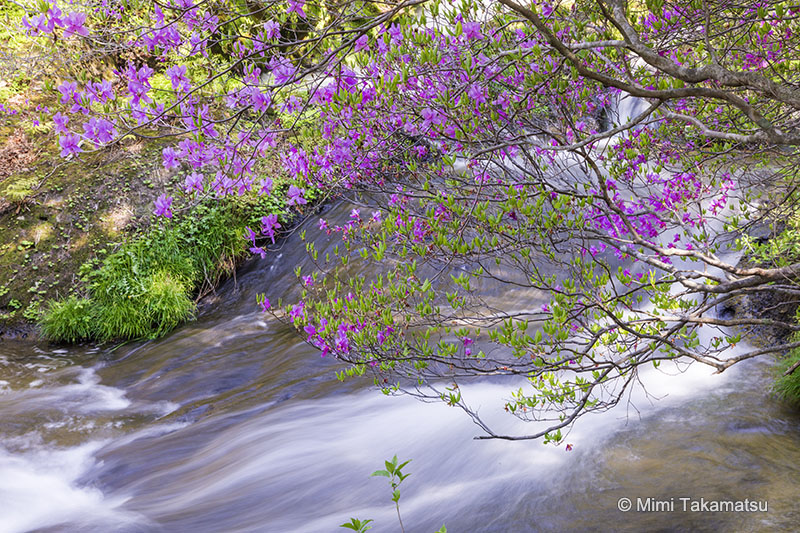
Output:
[
  {"left": 58, "top": 133, "right": 82, "bottom": 157},
  {"left": 153, "top": 195, "right": 173, "bottom": 218},
  {"left": 63, "top": 12, "right": 89, "bottom": 37},
  {"left": 287, "top": 0, "right": 306, "bottom": 18},
  {"left": 287, "top": 184, "right": 307, "bottom": 206}
]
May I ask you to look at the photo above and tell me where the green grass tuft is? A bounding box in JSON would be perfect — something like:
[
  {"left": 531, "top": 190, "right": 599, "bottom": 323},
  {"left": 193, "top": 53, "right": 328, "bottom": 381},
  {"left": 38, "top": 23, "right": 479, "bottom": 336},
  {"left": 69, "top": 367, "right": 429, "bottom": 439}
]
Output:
[
  {"left": 773, "top": 347, "right": 800, "bottom": 405},
  {"left": 142, "top": 269, "right": 195, "bottom": 337},
  {"left": 38, "top": 296, "right": 96, "bottom": 343}
]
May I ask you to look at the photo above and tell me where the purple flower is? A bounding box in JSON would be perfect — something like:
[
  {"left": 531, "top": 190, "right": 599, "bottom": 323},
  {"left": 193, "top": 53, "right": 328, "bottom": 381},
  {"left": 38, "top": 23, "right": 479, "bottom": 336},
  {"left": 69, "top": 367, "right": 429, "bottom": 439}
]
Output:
[
  {"left": 58, "top": 133, "right": 82, "bottom": 158},
  {"left": 261, "top": 214, "right": 280, "bottom": 231},
  {"left": 264, "top": 20, "right": 280, "bottom": 39},
  {"left": 184, "top": 172, "right": 203, "bottom": 193},
  {"left": 287, "top": 185, "right": 307, "bottom": 207},
  {"left": 335, "top": 323, "right": 351, "bottom": 352},
  {"left": 259, "top": 177, "right": 273, "bottom": 195},
  {"left": 250, "top": 246, "right": 268, "bottom": 259},
  {"left": 247, "top": 86, "right": 272, "bottom": 111},
  {"left": 463, "top": 21, "right": 482, "bottom": 40},
  {"left": 82, "top": 117, "right": 116, "bottom": 144},
  {"left": 467, "top": 84, "right": 487, "bottom": 105},
  {"left": 302, "top": 275, "right": 314, "bottom": 287},
  {"left": 289, "top": 302, "right": 306, "bottom": 320},
  {"left": 126, "top": 65, "right": 153, "bottom": 106},
  {"left": 259, "top": 297, "right": 271, "bottom": 312},
  {"left": 58, "top": 82, "right": 78, "bottom": 105},
  {"left": 287, "top": 0, "right": 306, "bottom": 18},
  {"left": 53, "top": 112, "right": 69, "bottom": 134},
  {"left": 354, "top": 34, "right": 369, "bottom": 52},
  {"left": 153, "top": 195, "right": 173, "bottom": 218},
  {"left": 271, "top": 60, "right": 296, "bottom": 85},
  {"left": 63, "top": 12, "right": 89, "bottom": 37},
  {"left": 244, "top": 226, "right": 257, "bottom": 243},
  {"left": 91, "top": 80, "right": 114, "bottom": 102},
  {"left": 421, "top": 108, "right": 444, "bottom": 130},
  {"left": 166, "top": 65, "right": 191, "bottom": 92},
  {"left": 261, "top": 213, "right": 281, "bottom": 243},
  {"left": 22, "top": 15, "right": 48, "bottom": 35},
  {"left": 162, "top": 147, "right": 179, "bottom": 169},
  {"left": 280, "top": 95, "right": 302, "bottom": 113},
  {"left": 377, "top": 327, "right": 394, "bottom": 345},
  {"left": 387, "top": 23, "right": 403, "bottom": 44}
]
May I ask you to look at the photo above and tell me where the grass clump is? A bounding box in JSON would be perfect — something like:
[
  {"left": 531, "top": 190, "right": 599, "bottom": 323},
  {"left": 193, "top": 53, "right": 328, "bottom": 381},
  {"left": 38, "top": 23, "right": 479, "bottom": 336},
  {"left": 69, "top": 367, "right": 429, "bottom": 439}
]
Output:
[
  {"left": 2, "top": 176, "right": 37, "bottom": 204},
  {"left": 91, "top": 270, "right": 194, "bottom": 341},
  {"left": 773, "top": 346, "right": 800, "bottom": 405},
  {"left": 39, "top": 296, "right": 95, "bottom": 343}
]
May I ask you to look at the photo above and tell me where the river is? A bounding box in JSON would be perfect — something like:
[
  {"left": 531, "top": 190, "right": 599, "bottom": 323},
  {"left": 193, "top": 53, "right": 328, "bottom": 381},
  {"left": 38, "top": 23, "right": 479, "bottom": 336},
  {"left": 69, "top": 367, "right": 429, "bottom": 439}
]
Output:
[{"left": 1, "top": 203, "right": 799, "bottom": 532}]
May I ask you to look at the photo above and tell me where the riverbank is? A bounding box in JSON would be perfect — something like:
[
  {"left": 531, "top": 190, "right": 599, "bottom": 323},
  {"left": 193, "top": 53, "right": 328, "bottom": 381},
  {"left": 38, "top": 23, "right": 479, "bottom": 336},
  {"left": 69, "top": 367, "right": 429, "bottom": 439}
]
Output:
[
  {"left": 0, "top": 96, "right": 317, "bottom": 343},
  {"left": 0, "top": 99, "right": 181, "bottom": 340},
  {"left": 728, "top": 215, "right": 800, "bottom": 404}
]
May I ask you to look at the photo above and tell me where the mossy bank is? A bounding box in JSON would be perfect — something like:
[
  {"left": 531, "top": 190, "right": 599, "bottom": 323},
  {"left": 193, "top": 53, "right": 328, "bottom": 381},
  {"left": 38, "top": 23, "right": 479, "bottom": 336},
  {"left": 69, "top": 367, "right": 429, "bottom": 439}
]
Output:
[
  {"left": 0, "top": 106, "right": 182, "bottom": 338},
  {"left": 0, "top": 96, "right": 316, "bottom": 342}
]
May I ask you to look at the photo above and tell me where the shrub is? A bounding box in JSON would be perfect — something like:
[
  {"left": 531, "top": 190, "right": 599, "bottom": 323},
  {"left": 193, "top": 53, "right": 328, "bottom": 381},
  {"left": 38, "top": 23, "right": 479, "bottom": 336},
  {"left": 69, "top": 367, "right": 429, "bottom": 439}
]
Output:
[{"left": 40, "top": 200, "right": 253, "bottom": 342}]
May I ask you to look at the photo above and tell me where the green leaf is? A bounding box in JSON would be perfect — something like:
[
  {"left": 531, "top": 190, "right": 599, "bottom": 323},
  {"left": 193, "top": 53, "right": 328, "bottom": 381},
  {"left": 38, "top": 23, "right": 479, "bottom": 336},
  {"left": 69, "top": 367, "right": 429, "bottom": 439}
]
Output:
[{"left": 340, "top": 518, "right": 373, "bottom": 531}]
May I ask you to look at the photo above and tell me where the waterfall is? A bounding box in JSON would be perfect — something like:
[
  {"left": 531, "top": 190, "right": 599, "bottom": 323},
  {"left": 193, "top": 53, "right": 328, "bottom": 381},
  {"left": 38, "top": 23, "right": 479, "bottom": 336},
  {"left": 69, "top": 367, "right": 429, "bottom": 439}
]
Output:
[{"left": 600, "top": 92, "right": 650, "bottom": 132}]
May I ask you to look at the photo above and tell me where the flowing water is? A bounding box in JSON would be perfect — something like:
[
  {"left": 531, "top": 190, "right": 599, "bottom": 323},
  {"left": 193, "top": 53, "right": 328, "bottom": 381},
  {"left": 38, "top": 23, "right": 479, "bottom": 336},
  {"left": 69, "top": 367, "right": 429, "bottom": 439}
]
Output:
[{"left": 1, "top": 202, "right": 799, "bottom": 533}]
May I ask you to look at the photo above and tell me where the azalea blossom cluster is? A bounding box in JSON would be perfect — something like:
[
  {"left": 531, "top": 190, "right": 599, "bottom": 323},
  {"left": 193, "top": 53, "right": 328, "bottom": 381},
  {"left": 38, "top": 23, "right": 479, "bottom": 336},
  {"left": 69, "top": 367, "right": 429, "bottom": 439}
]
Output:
[{"left": 22, "top": 1, "right": 88, "bottom": 37}]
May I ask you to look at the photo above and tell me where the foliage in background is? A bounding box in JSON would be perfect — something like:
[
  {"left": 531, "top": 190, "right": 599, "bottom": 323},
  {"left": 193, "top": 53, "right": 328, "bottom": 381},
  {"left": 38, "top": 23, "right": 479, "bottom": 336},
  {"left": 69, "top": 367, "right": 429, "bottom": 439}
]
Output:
[{"left": 737, "top": 194, "right": 800, "bottom": 406}]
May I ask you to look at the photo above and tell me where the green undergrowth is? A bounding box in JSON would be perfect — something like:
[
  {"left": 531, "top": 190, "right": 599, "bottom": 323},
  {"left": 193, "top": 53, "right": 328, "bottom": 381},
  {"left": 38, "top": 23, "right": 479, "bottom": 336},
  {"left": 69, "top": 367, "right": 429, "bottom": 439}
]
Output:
[
  {"left": 773, "top": 342, "right": 800, "bottom": 405},
  {"left": 0, "top": 132, "right": 180, "bottom": 332},
  {"left": 39, "top": 183, "right": 319, "bottom": 343},
  {"left": 735, "top": 194, "right": 800, "bottom": 405}
]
